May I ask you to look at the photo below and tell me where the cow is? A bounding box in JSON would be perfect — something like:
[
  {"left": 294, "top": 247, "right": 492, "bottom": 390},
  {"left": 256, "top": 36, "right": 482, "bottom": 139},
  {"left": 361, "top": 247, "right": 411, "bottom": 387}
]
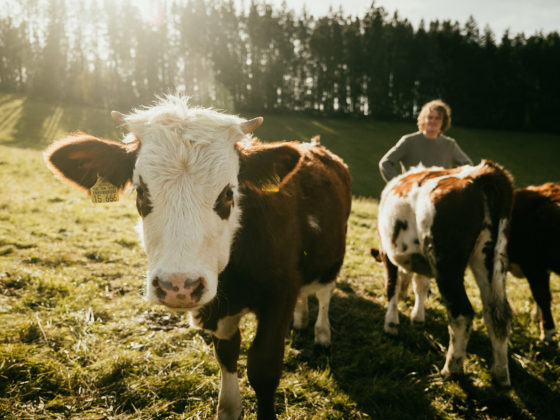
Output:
[
  {"left": 44, "top": 95, "right": 352, "bottom": 420},
  {"left": 508, "top": 182, "right": 560, "bottom": 342},
  {"left": 371, "top": 181, "right": 560, "bottom": 344},
  {"left": 376, "top": 161, "right": 514, "bottom": 388}
]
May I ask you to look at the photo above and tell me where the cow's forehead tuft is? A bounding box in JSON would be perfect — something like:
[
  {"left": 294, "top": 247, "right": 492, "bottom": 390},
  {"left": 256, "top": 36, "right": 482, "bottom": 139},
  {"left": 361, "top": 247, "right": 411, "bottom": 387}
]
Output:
[{"left": 122, "top": 95, "right": 247, "bottom": 146}]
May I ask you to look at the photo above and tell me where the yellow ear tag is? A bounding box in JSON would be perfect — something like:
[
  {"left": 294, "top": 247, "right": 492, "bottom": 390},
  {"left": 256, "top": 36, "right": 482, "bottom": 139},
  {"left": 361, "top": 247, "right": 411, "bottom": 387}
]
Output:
[
  {"left": 90, "top": 174, "right": 119, "bottom": 203},
  {"left": 260, "top": 175, "right": 281, "bottom": 192}
]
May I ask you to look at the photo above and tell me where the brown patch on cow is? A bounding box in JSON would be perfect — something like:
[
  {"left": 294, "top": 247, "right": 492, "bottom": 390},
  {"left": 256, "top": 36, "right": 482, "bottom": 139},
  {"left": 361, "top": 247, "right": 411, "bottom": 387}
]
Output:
[
  {"left": 136, "top": 176, "right": 153, "bottom": 217},
  {"left": 430, "top": 176, "right": 473, "bottom": 202},
  {"left": 391, "top": 166, "right": 465, "bottom": 197},
  {"left": 214, "top": 183, "right": 234, "bottom": 220},
  {"left": 526, "top": 182, "right": 560, "bottom": 205},
  {"left": 45, "top": 132, "right": 139, "bottom": 191}
]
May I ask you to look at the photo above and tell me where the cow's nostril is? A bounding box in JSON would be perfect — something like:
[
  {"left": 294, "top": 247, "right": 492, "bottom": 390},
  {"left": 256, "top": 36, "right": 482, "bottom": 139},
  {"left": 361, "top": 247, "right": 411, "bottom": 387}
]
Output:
[{"left": 184, "top": 276, "right": 204, "bottom": 289}]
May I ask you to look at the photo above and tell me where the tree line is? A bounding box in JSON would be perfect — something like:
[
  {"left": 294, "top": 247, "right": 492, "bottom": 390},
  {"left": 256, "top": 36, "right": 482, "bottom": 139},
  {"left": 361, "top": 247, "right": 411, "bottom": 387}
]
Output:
[{"left": 1, "top": 0, "right": 559, "bottom": 132}]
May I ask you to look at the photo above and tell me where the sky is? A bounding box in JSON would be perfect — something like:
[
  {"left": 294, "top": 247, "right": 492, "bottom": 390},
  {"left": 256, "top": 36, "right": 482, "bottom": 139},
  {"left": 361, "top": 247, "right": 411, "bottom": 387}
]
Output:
[{"left": 241, "top": 0, "right": 560, "bottom": 37}]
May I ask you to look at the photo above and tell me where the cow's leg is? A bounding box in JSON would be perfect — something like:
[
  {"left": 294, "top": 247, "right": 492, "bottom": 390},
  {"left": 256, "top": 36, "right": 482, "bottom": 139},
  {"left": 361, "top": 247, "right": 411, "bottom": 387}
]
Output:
[
  {"left": 314, "top": 281, "right": 336, "bottom": 346},
  {"left": 248, "top": 308, "right": 291, "bottom": 419},
  {"left": 397, "top": 268, "right": 412, "bottom": 300},
  {"left": 383, "top": 253, "right": 401, "bottom": 335},
  {"left": 411, "top": 274, "right": 430, "bottom": 325},
  {"left": 293, "top": 294, "right": 309, "bottom": 329},
  {"left": 435, "top": 274, "right": 474, "bottom": 378},
  {"left": 470, "top": 261, "right": 512, "bottom": 388},
  {"left": 213, "top": 330, "right": 242, "bottom": 420},
  {"left": 525, "top": 267, "right": 555, "bottom": 341}
]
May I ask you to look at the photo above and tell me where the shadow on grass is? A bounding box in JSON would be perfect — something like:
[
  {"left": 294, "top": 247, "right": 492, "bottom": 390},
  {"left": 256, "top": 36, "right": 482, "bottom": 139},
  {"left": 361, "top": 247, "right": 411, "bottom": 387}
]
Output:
[{"left": 289, "top": 292, "right": 560, "bottom": 420}]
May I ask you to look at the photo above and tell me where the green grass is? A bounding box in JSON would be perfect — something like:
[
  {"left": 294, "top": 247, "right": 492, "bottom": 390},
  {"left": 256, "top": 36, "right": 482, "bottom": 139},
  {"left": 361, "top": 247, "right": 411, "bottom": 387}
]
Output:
[{"left": 1, "top": 94, "right": 560, "bottom": 419}]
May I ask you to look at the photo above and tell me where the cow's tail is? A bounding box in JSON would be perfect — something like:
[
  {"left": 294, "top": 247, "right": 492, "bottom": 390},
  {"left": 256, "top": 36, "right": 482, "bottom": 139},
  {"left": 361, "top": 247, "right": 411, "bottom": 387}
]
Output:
[{"left": 472, "top": 160, "right": 514, "bottom": 298}]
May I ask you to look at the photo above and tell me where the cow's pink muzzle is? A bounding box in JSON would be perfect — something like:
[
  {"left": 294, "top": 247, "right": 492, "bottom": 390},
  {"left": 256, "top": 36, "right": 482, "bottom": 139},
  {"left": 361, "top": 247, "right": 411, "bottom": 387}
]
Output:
[{"left": 152, "top": 274, "right": 207, "bottom": 309}]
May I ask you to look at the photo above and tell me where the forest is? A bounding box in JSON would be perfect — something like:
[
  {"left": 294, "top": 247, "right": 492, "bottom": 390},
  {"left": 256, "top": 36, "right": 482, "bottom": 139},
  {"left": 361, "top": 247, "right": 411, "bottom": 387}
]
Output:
[{"left": 1, "top": 0, "right": 560, "bottom": 132}]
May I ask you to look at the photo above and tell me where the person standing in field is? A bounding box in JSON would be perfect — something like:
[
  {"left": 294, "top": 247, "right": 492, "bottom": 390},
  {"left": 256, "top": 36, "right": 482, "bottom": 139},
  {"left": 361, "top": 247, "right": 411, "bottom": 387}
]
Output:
[{"left": 379, "top": 99, "right": 472, "bottom": 182}]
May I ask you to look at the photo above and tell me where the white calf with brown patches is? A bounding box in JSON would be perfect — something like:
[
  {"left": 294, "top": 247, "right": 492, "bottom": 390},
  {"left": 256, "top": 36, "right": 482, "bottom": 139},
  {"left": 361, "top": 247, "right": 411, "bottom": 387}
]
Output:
[
  {"left": 45, "top": 96, "right": 352, "bottom": 419},
  {"left": 377, "top": 161, "right": 514, "bottom": 388}
]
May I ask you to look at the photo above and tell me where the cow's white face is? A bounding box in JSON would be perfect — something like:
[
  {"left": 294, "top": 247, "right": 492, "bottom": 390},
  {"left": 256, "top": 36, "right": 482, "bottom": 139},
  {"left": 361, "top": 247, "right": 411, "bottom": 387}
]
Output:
[{"left": 123, "top": 101, "right": 252, "bottom": 310}]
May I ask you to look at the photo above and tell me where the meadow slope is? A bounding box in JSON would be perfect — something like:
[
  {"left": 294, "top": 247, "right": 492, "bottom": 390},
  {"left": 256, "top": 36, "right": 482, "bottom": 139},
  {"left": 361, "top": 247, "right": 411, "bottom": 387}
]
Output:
[{"left": 1, "top": 94, "right": 559, "bottom": 419}]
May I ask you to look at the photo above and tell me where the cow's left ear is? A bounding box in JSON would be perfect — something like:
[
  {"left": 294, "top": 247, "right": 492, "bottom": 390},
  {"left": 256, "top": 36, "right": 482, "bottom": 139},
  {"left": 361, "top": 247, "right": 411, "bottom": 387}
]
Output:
[
  {"left": 237, "top": 141, "right": 302, "bottom": 190},
  {"left": 44, "top": 132, "right": 138, "bottom": 191}
]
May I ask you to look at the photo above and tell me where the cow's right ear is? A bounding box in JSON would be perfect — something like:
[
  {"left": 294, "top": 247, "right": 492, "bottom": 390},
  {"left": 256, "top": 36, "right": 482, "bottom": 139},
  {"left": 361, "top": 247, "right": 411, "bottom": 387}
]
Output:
[
  {"left": 236, "top": 141, "right": 302, "bottom": 191},
  {"left": 44, "top": 132, "right": 138, "bottom": 191}
]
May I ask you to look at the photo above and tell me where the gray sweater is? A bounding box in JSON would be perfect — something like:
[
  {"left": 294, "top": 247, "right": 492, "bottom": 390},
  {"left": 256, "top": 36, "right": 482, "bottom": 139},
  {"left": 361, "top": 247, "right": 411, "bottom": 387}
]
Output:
[{"left": 379, "top": 131, "right": 472, "bottom": 182}]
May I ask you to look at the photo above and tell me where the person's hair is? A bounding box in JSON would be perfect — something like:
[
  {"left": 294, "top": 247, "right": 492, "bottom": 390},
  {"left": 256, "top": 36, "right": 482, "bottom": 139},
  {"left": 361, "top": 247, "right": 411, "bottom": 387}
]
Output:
[{"left": 417, "top": 99, "right": 452, "bottom": 133}]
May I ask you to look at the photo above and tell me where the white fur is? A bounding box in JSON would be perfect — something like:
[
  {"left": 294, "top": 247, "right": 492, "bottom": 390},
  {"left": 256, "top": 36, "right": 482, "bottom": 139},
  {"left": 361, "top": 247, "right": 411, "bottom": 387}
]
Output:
[
  {"left": 215, "top": 310, "right": 248, "bottom": 340},
  {"left": 124, "top": 96, "right": 250, "bottom": 308},
  {"left": 217, "top": 369, "right": 242, "bottom": 420},
  {"left": 307, "top": 215, "right": 321, "bottom": 233}
]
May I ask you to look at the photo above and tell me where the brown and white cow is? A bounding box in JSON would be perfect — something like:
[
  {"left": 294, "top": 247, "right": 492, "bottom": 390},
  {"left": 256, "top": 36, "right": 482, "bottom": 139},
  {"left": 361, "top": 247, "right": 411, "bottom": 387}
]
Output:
[
  {"left": 508, "top": 182, "right": 560, "bottom": 341},
  {"left": 44, "top": 96, "right": 352, "bottom": 419},
  {"left": 372, "top": 181, "right": 560, "bottom": 343},
  {"left": 377, "top": 161, "right": 514, "bottom": 388}
]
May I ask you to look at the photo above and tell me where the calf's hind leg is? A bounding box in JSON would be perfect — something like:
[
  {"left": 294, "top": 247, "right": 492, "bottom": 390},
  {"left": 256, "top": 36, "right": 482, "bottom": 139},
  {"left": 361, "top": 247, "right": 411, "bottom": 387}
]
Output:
[
  {"left": 383, "top": 253, "right": 401, "bottom": 335},
  {"left": 314, "top": 281, "right": 336, "bottom": 346},
  {"left": 525, "top": 267, "right": 555, "bottom": 341},
  {"left": 411, "top": 274, "right": 430, "bottom": 325},
  {"left": 435, "top": 272, "right": 474, "bottom": 378}
]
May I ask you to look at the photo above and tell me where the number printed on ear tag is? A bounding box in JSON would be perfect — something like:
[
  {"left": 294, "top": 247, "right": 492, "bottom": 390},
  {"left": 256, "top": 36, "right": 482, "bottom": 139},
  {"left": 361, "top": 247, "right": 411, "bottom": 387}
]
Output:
[{"left": 90, "top": 174, "right": 119, "bottom": 203}]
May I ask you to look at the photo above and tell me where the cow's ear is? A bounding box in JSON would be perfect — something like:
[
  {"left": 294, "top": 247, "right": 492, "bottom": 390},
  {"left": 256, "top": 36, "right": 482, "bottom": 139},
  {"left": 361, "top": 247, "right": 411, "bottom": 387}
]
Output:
[
  {"left": 44, "top": 132, "right": 138, "bottom": 191},
  {"left": 237, "top": 141, "right": 302, "bottom": 190}
]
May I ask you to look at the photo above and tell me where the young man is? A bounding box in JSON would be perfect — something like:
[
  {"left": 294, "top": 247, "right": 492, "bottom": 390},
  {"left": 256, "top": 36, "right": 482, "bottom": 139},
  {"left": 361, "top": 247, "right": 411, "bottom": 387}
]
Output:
[{"left": 379, "top": 99, "right": 472, "bottom": 182}]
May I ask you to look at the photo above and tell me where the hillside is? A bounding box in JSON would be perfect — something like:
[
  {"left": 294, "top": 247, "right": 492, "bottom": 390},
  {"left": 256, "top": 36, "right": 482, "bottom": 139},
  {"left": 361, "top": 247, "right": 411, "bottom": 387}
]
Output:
[{"left": 1, "top": 93, "right": 559, "bottom": 197}]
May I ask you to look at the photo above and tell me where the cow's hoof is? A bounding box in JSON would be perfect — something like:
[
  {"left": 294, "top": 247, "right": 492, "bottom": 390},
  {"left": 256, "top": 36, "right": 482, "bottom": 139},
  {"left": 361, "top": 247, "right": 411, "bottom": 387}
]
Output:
[
  {"left": 411, "top": 319, "right": 425, "bottom": 328},
  {"left": 313, "top": 343, "right": 331, "bottom": 355},
  {"left": 540, "top": 328, "right": 556, "bottom": 342},
  {"left": 441, "top": 357, "right": 464, "bottom": 378},
  {"left": 491, "top": 366, "right": 511, "bottom": 391},
  {"left": 491, "top": 376, "right": 512, "bottom": 392},
  {"left": 384, "top": 322, "right": 399, "bottom": 336}
]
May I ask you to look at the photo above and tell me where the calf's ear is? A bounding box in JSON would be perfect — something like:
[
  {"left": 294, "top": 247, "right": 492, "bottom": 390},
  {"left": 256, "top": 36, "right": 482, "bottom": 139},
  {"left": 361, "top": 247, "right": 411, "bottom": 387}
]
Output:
[
  {"left": 237, "top": 141, "right": 302, "bottom": 191},
  {"left": 44, "top": 132, "right": 138, "bottom": 191}
]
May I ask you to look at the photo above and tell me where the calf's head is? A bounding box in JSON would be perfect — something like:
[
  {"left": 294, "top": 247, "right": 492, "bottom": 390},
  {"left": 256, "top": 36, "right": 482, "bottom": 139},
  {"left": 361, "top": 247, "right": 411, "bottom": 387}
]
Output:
[{"left": 45, "top": 96, "right": 301, "bottom": 310}]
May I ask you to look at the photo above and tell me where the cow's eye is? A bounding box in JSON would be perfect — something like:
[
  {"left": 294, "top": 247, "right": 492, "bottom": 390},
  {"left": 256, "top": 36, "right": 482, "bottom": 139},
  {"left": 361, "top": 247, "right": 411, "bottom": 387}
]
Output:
[
  {"left": 135, "top": 186, "right": 144, "bottom": 197},
  {"left": 214, "top": 184, "right": 234, "bottom": 220}
]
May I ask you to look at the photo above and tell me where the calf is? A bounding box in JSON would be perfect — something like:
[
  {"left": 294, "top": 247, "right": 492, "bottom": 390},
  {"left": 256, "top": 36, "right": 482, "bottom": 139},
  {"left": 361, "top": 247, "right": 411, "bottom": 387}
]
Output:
[
  {"left": 508, "top": 182, "right": 560, "bottom": 341},
  {"left": 377, "top": 161, "right": 514, "bottom": 387},
  {"left": 45, "top": 96, "right": 352, "bottom": 419},
  {"left": 372, "top": 182, "right": 560, "bottom": 343}
]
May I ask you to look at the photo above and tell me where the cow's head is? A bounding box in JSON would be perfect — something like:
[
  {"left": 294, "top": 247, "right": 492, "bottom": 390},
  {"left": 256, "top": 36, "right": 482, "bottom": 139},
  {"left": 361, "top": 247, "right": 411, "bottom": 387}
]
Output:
[{"left": 45, "top": 96, "right": 301, "bottom": 310}]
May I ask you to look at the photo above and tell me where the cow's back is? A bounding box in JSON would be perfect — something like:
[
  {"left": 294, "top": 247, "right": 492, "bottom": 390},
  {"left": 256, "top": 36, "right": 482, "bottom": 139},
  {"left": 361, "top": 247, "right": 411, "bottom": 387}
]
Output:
[{"left": 379, "top": 161, "right": 513, "bottom": 277}]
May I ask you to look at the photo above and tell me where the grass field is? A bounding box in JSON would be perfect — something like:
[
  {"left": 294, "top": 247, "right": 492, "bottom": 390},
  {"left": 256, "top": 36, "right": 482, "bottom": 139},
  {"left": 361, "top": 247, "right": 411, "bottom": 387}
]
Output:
[{"left": 1, "top": 94, "right": 560, "bottom": 419}]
